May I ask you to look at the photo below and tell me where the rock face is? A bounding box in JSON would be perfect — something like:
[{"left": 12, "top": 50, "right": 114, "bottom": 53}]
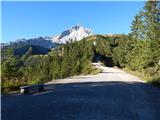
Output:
[
  {"left": 8, "top": 37, "right": 56, "bottom": 49},
  {"left": 51, "top": 25, "right": 93, "bottom": 44},
  {"left": 2, "top": 25, "right": 93, "bottom": 49}
]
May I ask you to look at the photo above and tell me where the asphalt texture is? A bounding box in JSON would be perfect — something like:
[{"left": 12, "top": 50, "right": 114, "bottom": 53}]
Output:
[{"left": 2, "top": 64, "right": 160, "bottom": 120}]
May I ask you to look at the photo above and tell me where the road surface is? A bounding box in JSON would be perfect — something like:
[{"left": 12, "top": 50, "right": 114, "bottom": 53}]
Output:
[{"left": 2, "top": 63, "right": 160, "bottom": 120}]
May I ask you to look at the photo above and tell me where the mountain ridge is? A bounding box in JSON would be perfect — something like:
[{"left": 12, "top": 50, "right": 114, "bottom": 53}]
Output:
[{"left": 2, "top": 25, "right": 93, "bottom": 49}]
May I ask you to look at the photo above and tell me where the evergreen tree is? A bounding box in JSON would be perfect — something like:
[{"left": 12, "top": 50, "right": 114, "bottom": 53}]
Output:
[
  {"left": 143, "top": 0, "right": 160, "bottom": 40},
  {"left": 130, "top": 13, "right": 144, "bottom": 39}
]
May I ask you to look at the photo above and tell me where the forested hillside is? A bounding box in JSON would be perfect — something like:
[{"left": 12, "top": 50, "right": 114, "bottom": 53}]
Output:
[
  {"left": 1, "top": 0, "right": 160, "bottom": 92},
  {"left": 1, "top": 39, "right": 100, "bottom": 92}
]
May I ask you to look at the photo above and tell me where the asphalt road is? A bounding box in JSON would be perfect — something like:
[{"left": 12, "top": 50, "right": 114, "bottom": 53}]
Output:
[{"left": 2, "top": 63, "right": 160, "bottom": 120}]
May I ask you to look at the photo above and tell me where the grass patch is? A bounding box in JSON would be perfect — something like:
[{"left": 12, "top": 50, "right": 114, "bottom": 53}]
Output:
[
  {"left": 123, "top": 68, "right": 160, "bottom": 87},
  {"left": 90, "top": 67, "right": 103, "bottom": 75},
  {"left": 122, "top": 68, "right": 147, "bottom": 80},
  {"left": 2, "top": 83, "right": 22, "bottom": 94},
  {"left": 147, "top": 76, "right": 160, "bottom": 87}
]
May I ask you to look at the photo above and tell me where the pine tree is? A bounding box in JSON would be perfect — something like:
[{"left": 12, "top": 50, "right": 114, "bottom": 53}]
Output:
[
  {"left": 131, "top": 0, "right": 160, "bottom": 40},
  {"left": 130, "top": 0, "right": 160, "bottom": 76},
  {"left": 130, "top": 13, "right": 144, "bottom": 39},
  {"left": 143, "top": 0, "right": 160, "bottom": 67},
  {"left": 143, "top": 0, "right": 160, "bottom": 40}
]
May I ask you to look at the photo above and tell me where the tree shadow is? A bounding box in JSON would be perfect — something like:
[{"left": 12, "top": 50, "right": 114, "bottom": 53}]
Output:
[
  {"left": 92, "top": 54, "right": 114, "bottom": 67},
  {"left": 2, "top": 81, "right": 160, "bottom": 120}
]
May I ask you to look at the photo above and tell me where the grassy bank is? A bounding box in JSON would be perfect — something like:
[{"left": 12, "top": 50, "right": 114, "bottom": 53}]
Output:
[{"left": 123, "top": 68, "right": 160, "bottom": 87}]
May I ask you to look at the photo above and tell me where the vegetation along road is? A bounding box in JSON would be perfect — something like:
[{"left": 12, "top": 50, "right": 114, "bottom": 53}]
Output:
[{"left": 2, "top": 63, "right": 160, "bottom": 120}]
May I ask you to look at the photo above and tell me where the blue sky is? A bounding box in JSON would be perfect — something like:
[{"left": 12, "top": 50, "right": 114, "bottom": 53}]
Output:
[{"left": 1, "top": 1, "right": 145, "bottom": 43}]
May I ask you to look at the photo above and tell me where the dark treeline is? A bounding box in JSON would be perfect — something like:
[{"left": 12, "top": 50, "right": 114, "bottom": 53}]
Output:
[{"left": 1, "top": 0, "right": 160, "bottom": 92}]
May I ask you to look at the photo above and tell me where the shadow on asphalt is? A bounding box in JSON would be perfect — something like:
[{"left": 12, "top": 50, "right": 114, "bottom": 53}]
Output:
[
  {"left": 36, "top": 81, "right": 159, "bottom": 95},
  {"left": 2, "top": 81, "right": 160, "bottom": 120}
]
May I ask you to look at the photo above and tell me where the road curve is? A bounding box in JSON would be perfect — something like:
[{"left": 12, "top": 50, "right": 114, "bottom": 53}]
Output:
[{"left": 2, "top": 63, "right": 160, "bottom": 120}]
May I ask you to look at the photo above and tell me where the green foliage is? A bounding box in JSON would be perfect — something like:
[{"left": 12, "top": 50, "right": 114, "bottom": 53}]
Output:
[
  {"left": 127, "top": 0, "right": 160, "bottom": 86},
  {"left": 50, "top": 39, "right": 94, "bottom": 79},
  {"left": 2, "top": 1, "right": 160, "bottom": 92},
  {"left": 1, "top": 39, "right": 97, "bottom": 92},
  {"left": 1, "top": 57, "right": 24, "bottom": 92}
]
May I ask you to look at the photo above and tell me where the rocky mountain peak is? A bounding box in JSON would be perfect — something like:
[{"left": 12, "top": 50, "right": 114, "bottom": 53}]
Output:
[{"left": 52, "top": 25, "right": 93, "bottom": 44}]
